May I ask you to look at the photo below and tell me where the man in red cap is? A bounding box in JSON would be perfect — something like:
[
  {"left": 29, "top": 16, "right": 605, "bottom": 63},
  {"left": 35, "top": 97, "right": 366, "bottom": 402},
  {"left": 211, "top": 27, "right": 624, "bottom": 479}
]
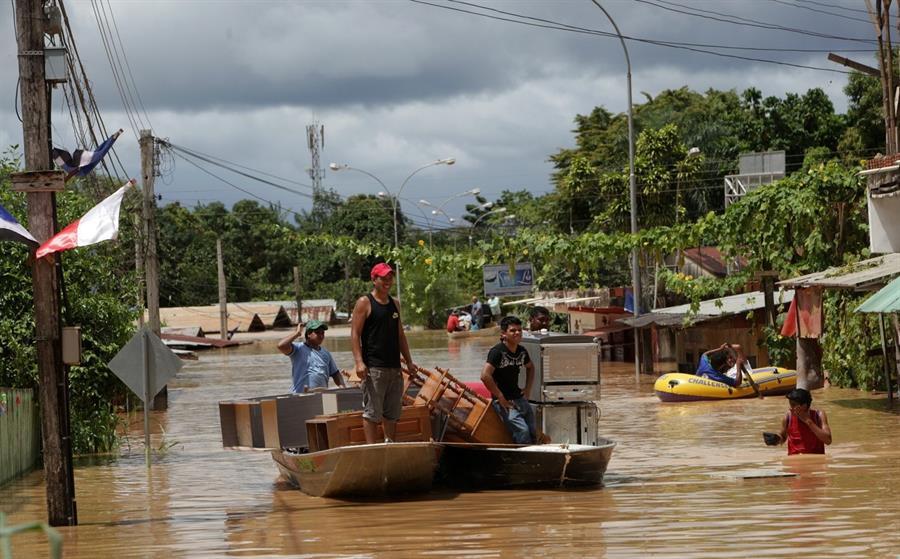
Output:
[{"left": 351, "top": 262, "right": 418, "bottom": 443}]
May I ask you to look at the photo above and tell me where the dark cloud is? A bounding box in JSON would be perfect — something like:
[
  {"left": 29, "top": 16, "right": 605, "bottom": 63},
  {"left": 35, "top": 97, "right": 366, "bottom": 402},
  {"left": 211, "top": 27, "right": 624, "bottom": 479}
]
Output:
[{"left": 0, "top": 0, "right": 879, "bottom": 220}]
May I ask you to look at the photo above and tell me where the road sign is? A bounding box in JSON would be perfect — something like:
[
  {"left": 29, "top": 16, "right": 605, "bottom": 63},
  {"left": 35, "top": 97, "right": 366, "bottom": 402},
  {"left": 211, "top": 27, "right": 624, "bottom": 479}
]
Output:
[
  {"left": 108, "top": 326, "right": 182, "bottom": 403},
  {"left": 483, "top": 262, "right": 534, "bottom": 296}
]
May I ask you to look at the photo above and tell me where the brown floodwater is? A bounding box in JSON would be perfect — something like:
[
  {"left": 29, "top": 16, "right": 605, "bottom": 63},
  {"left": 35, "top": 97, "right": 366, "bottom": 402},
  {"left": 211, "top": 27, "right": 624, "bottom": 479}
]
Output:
[{"left": 4, "top": 331, "right": 900, "bottom": 558}]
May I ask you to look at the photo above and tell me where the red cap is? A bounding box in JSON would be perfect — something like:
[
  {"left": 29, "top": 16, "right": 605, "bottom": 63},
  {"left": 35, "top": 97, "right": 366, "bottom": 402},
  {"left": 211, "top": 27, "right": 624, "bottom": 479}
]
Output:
[{"left": 370, "top": 262, "right": 394, "bottom": 280}]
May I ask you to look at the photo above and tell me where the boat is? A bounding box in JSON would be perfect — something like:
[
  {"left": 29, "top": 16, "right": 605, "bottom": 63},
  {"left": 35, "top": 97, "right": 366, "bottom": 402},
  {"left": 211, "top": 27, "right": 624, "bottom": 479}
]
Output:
[
  {"left": 436, "top": 440, "right": 616, "bottom": 489},
  {"left": 447, "top": 324, "right": 500, "bottom": 339},
  {"left": 654, "top": 367, "right": 797, "bottom": 402},
  {"left": 271, "top": 441, "right": 443, "bottom": 498}
]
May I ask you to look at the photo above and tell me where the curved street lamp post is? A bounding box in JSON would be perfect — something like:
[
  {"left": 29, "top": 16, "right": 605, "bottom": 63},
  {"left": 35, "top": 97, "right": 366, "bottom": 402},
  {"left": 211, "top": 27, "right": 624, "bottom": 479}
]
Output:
[
  {"left": 329, "top": 158, "right": 455, "bottom": 303},
  {"left": 590, "top": 0, "right": 640, "bottom": 380},
  {"left": 418, "top": 187, "right": 481, "bottom": 246},
  {"left": 468, "top": 207, "right": 507, "bottom": 247}
]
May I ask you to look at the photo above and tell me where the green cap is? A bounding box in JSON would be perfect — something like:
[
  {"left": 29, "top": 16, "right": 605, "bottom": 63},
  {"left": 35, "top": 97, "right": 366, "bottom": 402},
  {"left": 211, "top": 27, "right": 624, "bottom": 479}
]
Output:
[{"left": 304, "top": 319, "right": 328, "bottom": 332}]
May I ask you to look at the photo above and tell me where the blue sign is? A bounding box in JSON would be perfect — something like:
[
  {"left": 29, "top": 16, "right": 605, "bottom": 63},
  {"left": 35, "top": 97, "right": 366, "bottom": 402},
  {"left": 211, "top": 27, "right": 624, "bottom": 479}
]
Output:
[{"left": 483, "top": 263, "right": 534, "bottom": 296}]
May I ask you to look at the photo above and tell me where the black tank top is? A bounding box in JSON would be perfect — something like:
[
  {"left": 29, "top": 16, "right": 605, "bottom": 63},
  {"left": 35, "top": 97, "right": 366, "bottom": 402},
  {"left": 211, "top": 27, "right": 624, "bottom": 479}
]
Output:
[{"left": 362, "top": 293, "right": 401, "bottom": 368}]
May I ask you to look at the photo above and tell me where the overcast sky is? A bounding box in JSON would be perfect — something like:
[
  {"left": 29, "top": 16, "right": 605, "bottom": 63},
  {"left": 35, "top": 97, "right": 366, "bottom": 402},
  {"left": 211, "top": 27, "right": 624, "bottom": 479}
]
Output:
[{"left": 0, "top": 0, "right": 877, "bottom": 229}]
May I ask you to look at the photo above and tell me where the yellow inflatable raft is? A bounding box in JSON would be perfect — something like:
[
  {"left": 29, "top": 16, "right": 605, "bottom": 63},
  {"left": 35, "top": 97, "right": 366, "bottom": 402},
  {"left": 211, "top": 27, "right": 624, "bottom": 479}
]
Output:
[{"left": 654, "top": 367, "right": 797, "bottom": 402}]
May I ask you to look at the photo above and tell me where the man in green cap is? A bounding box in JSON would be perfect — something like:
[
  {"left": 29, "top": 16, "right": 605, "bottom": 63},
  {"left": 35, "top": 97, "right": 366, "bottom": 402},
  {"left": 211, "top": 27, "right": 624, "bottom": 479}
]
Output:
[{"left": 278, "top": 319, "right": 347, "bottom": 393}]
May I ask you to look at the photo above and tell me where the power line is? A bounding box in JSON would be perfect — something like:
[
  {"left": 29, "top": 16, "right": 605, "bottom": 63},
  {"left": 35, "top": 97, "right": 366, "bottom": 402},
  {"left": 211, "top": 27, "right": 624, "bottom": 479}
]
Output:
[
  {"left": 410, "top": 0, "right": 855, "bottom": 74},
  {"left": 636, "top": 0, "right": 873, "bottom": 42},
  {"left": 767, "top": 0, "right": 871, "bottom": 24}
]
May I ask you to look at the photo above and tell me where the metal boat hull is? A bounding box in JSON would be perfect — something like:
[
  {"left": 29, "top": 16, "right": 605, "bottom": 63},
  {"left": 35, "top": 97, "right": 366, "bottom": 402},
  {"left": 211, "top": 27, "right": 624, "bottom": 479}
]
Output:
[
  {"left": 272, "top": 442, "right": 443, "bottom": 498},
  {"left": 437, "top": 440, "right": 616, "bottom": 489}
]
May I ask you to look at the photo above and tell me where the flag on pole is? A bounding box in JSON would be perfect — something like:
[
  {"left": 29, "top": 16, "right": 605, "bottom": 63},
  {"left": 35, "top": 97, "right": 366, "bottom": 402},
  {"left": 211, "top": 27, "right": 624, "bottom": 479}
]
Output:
[
  {"left": 35, "top": 180, "right": 135, "bottom": 259},
  {"left": 52, "top": 129, "right": 124, "bottom": 178},
  {"left": 0, "top": 203, "right": 38, "bottom": 247}
]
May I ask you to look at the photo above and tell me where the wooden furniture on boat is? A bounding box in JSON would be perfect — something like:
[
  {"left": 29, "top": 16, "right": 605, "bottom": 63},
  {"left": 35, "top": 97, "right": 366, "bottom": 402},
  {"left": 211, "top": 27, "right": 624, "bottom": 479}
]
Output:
[
  {"left": 403, "top": 365, "right": 513, "bottom": 444},
  {"left": 219, "top": 389, "right": 363, "bottom": 450},
  {"left": 272, "top": 442, "right": 444, "bottom": 498},
  {"left": 437, "top": 439, "right": 616, "bottom": 489},
  {"left": 305, "top": 406, "right": 432, "bottom": 451}
]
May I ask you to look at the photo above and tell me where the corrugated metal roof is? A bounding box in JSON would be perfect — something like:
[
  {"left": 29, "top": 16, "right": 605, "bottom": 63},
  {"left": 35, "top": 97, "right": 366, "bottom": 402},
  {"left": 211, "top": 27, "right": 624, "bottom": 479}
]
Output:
[
  {"left": 856, "top": 275, "right": 900, "bottom": 313},
  {"left": 777, "top": 253, "right": 900, "bottom": 290},
  {"left": 618, "top": 289, "right": 794, "bottom": 328}
]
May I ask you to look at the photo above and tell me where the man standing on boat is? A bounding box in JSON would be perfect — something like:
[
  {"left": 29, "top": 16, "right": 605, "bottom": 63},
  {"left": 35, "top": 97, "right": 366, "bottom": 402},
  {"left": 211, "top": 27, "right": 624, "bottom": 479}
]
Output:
[
  {"left": 278, "top": 320, "right": 347, "bottom": 393},
  {"left": 696, "top": 343, "right": 745, "bottom": 387},
  {"left": 351, "top": 262, "right": 418, "bottom": 444},
  {"left": 481, "top": 316, "right": 537, "bottom": 444}
]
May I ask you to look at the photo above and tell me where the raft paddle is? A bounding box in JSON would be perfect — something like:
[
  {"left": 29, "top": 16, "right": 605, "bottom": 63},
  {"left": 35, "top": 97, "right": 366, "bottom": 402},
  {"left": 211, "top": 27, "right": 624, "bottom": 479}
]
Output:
[{"left": 741, "top": 362, "right": 762, "bottom": 398}]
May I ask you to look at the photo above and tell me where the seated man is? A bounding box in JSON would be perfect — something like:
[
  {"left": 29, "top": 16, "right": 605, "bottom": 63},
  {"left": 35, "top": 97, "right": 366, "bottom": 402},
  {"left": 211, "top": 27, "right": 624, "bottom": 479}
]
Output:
[
  {"left": 446, "top": 310, "right": 461, "bottom": 333},
  {"left": 277, "top": 320, "right": 346, "bottom": 393},
  {"left": 695, "top": 343, "right": 745, "bottom": 387},
  {"left": 480, "top": 316, "right": 537, "bottom": 444}
]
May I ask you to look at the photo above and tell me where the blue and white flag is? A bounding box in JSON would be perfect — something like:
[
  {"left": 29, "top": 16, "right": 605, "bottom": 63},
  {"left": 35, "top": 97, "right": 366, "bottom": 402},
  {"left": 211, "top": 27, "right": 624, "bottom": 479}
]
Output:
[
  {"left": 52, "top": 129, "right": 123, "bottom": 178},
  {"left": 0, "top": 203, "right": 38, "bottom": 247}
]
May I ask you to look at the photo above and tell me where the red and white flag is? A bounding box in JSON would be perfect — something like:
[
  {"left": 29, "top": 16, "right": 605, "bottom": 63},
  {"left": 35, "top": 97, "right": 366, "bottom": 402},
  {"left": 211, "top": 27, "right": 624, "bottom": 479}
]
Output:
[{"left": 35, "top": 180, "right": 135, "bottom": 259}]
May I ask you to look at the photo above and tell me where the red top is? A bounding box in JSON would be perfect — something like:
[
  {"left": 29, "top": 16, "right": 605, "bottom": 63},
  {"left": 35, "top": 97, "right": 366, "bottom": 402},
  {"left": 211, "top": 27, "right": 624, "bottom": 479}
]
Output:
[
  {"left": 446, "top": 314, "right": 459, "bottom": 333},
  {"left": 786, "top": 410, "right": 825, "bottom": 455}
]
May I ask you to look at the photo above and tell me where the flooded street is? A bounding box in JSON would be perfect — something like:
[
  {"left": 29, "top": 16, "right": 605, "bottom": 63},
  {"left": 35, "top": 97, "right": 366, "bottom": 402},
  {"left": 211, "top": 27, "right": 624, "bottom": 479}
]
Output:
[{"left": 4, "top": 331, "right": 900, "bottom": 558}]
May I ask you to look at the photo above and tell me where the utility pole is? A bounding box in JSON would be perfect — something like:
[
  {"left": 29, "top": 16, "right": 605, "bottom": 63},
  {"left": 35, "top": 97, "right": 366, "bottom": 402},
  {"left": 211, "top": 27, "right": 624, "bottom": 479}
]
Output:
[
  {"left": 217, "top": 238, "right": 227, "bottom": 339},
  {"left": 140, "top": 130, "right": 165, "bottom": 409},
  {"left": 293, "top": 266, "right": 303, "bottom": 326},
  {"left": 14, "top": 0, "right": 76, "bottom": 526},
  {"left": 134, "top": 214, "right": 145, "bottom": 328}
]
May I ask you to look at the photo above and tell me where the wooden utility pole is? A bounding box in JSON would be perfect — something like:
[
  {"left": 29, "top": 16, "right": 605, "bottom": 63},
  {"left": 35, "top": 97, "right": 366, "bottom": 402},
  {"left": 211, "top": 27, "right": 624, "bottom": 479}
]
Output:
[
  {"left": 863, "top": 0, "right": 898, "bottom": 153},
  {"left": 217, "top": 238, "right": 228, "bottom": 339},
  {"left": 14, "top": 0, "right": 76, "bottom": 526},
  {"left": 140, "top": 130, "right": 166, "bottom": 409},
  {"left": 134, "top": 214, "right": 145, "bottom": 328},
  {"left": 293, "top": 266, "right": 303, "bottom": 325}
]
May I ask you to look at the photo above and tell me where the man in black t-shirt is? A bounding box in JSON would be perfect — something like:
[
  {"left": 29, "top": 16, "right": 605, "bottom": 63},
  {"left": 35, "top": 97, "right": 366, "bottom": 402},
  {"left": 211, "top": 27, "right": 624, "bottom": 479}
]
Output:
[{"left": 480, "top": 316, "right": 537, "bottom": 444}]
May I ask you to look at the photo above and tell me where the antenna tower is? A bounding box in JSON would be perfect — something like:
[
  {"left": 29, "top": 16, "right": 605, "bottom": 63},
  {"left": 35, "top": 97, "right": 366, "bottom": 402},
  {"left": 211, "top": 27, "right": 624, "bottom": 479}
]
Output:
[{"left": 307, "top": 120, "right": 325, "bottom": 210}]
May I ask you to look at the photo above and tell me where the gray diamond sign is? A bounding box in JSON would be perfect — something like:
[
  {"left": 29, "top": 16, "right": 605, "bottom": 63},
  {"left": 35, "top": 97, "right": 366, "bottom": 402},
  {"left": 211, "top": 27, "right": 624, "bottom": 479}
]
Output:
[{"left": 108, "top": 326, "right": 182, "bottom": 403}]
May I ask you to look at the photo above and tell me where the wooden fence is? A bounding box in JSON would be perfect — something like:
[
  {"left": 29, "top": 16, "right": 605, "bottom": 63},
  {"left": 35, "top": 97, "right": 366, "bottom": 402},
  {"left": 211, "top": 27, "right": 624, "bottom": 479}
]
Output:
[{"left": 0, "top": 388, "right": 40, "bottom": 487}]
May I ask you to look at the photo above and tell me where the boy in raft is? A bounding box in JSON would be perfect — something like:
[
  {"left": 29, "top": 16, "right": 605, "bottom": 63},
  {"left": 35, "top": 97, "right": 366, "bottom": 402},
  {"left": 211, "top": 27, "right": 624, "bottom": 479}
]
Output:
[
  {"left": 765, "top": 388, "right": 832, "bottom": 454},
  {"left": 695, "top": 343, "right": 746, "bottom": 387}
]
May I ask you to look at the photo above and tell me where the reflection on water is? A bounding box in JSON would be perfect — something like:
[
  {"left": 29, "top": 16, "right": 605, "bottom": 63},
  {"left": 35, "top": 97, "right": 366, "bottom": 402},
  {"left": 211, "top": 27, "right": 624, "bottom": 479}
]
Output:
[{"left": 4, "top": 332, "right": 900, "bottom": 557}]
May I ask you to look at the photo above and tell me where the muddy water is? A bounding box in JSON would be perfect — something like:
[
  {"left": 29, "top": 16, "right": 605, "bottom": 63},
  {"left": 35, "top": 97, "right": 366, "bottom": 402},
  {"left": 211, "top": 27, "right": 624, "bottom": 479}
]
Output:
[{"left": 4, "top": 332, "right": 900, "bottom": 558}]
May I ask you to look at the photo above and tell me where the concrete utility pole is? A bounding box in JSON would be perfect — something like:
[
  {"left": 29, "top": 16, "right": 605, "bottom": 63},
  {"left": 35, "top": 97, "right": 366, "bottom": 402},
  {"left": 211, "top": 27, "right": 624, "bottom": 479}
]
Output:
[
  {"left": 140, "top": 130, "right": 166, "bottom": 409},
  {"left": 14, "top": 0, "right": 77, "bottom": 526},
  {"left": 217, "top": 238, "right": 227, "bottom": 339}
]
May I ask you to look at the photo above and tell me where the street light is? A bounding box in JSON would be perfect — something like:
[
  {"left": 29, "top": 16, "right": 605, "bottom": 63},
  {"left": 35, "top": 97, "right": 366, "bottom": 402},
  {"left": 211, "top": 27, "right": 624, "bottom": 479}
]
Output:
[
  {"left": 419, "top": 187, "right": 480, "bottom": 246},
  {"left": 469, "top": 207, "right": 507, "bottom": 247},
  {"left": 590, "top": 0, "right": 640, "bottom": 380},
  {"left": 329, "top": 157, "right": 455, "bottom": 303}
]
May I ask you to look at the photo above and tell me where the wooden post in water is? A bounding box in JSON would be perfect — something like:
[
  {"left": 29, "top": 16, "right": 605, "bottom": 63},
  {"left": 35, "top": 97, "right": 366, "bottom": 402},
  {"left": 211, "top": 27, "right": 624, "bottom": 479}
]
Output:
[
  {"left": 140, "top": 130, "right": 166, "bottom": 409},
  {"left": 217, "top": 238, "right": 227, "bottom": 339},
  {"left": 14, "top": 0, "right": 76, "bottom": 526}
]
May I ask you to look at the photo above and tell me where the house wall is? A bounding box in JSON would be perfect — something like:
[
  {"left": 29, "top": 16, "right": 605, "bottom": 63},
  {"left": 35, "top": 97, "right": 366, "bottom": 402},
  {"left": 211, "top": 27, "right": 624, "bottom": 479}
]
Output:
[{"left": 674, "top": 312, "right": 770, "bottom": 371}]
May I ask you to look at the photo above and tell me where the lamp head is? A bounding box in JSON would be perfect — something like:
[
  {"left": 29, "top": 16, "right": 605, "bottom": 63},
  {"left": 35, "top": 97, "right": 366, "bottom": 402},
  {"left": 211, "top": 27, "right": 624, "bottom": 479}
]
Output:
[
  {"left": 328, "top": 162, "right": 342, "bottom": 171},
  {"left": 441, "top": 158, "right": 456, "bottom": 166}
]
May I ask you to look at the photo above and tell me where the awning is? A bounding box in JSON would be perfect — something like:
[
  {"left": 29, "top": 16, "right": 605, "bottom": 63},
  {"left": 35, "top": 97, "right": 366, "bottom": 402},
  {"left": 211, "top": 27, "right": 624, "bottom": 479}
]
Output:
[
  {"left": 778, "top": 253, "right": 900, "bottom": 290},
  {"left": 617, "top": 289, "right": 793, "bottom": 328},
  {"left": 856, "top": 275, "right": 900, "bottom": 313}
]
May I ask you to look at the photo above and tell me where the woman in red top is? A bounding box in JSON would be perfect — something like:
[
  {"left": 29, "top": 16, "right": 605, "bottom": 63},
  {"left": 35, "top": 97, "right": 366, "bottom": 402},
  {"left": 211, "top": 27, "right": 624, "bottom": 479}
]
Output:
[{"left": 774, "top": 388, "right": 832, "bottom": 454}]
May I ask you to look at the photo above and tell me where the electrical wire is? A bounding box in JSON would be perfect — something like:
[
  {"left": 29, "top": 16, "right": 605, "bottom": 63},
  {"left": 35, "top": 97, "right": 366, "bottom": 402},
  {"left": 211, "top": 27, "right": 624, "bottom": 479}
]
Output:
[
  {"left": 767, "top": 0, "right": 871, "bottom": 24},
  {"left": 410, "top": 0, "right": 855, "bottom": 74}
]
